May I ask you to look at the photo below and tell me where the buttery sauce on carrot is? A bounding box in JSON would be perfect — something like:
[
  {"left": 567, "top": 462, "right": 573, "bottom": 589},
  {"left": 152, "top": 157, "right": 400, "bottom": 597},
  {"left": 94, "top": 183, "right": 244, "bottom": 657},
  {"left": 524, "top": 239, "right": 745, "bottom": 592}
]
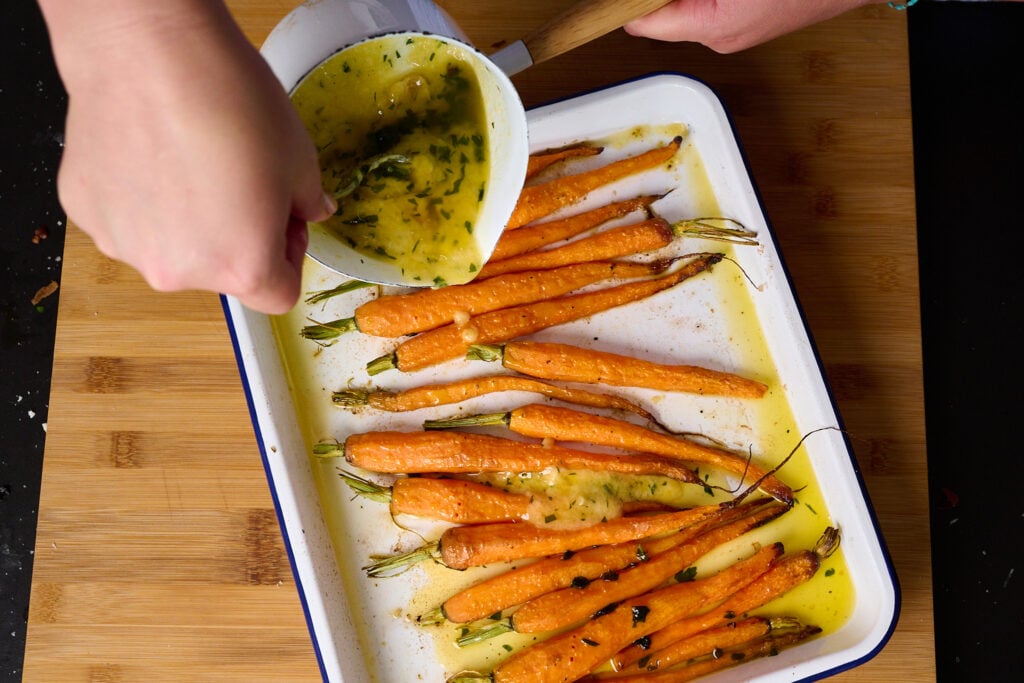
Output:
[{"left": 291, "top": 33, "right": 490, "bottom": 286}]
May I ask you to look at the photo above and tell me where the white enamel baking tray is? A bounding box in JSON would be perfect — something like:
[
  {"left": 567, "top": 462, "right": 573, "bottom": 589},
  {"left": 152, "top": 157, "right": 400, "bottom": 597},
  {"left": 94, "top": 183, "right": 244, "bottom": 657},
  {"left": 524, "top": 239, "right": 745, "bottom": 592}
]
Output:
[{"left": 223, "top": 73, "right": 899, "bottom": 682}]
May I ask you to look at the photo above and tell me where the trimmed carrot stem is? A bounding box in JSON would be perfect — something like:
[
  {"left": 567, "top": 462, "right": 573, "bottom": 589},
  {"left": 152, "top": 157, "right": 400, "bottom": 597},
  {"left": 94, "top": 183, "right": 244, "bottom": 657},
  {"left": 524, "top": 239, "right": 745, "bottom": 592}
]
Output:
[
  {"left": 367, "top": 253, "right": 723, "bottom": 374},
  {"left": 468, "top": 340, "right": 769, "bottom": 398},
  {"left": 507, "top": 137, "right": 683, "bottom": 229}
]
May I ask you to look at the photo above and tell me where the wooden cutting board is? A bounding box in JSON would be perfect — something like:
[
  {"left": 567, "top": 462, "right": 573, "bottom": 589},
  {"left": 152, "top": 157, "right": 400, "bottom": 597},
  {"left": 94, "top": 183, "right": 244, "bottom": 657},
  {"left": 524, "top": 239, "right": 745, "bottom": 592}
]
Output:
[{"left": 23, "top": 1, "right": 933, "bottom": 681}]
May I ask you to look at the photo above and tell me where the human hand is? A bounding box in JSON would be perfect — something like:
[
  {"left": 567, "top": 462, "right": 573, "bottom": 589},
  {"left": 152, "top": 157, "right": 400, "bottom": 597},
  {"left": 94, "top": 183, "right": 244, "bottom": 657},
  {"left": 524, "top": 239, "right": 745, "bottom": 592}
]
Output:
[
  {"left": 40, "top": 0, "right": 332, "bottom": 314},
  {"left": 625, "top": 0, "right": 883, "bottom": 53}
]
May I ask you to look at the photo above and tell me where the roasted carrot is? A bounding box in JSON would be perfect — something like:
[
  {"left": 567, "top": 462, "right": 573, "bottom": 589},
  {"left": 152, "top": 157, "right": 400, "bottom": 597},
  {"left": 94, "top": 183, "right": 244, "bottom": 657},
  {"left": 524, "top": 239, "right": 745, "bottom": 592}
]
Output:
[
  {"left": 585, "top": 622, "right": 822, "bottom": 682},
  {"left": 301, "top": 260, "right": 666, "bottom": 342},
  {"left": 584, "top": 616, "right": 796, "bottom": 678},
  {"left": 611, "top": 527, "right": 840, "bottom": 671},
  {"left": 501, "top": 500, "right": 789, "bottom": 635},
  {"left": 506, "top": 137, "right": 682, "bottom": 230},
  {"left": 336, "top": 470, "right": 530, "bottom": 524},
  {"left": 425, "top": 403, "right": 793, "bottom": 504},
  {"left": 478, "top": 218, "right": 674, "bottom": 280},
  {"left": 468, "top": 340, "right": 769, "bottom": 399},
  {"left": 482, "top": 542, "right": 783, "bottom": 683},
  {"left": 440, "top": 499, "right": 773, "bottom": 626},
  {"left": 364, "top": 506, "right": 730, "bottom": 576},
  {"left": 332, "top": 374, "right": 659, "bottom": 423},
  {"left": 490, "top": 196, "right": 660, "bottom": 262},
  {"left": 366, "top": 253, "right": 723, "bottom": 374},
  {"left": 526, "top": 143, "right": 604, "bottom": 180},
  {"left": 317, "top": 431, "right": 701, "bottom": 485}
]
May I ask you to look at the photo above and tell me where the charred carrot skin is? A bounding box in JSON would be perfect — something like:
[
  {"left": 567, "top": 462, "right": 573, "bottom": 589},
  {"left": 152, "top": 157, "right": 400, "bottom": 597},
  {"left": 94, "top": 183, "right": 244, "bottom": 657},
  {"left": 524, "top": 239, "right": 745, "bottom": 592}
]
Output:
[
  {"left": 440, "top": 499, "right": 773, "bottom": 624},
  {"left": 478, "top": 218, "right": 674, "bottom": 279},
  {"left": 332, "top": 374, "right": 658, "bottom": 422},
  {"left": 506, "top": 501, "right": 789, "bottom": 634},
  {"left": 611, "top": 527, "right": 839, "bottom": 670},
  {"left": 371, "top": 253, "right": 723, "bottom": 374},
  {"left": 490, "top": 196, "right": 660, "bottom": 262},
  {"left": 526, "top": 143, "right": 604, "bottom": 180},
  {"left": 586, "top": 623, "right": 822, "bottom": 683},
  {"left": 491, "top": 543, "right": 783, "bottom": 683},
  {"left": 438, "top": 507, "right": 724, "bottom": 570},
  {"left": 507, "top": 403, "right": 793, "bottom": 505},
  {"left": 489, "top": 340, "right": 769, "bottom": 398},
  {"left": 328, "top": 430, "right": 702, "bottom": 484},
  {"left": 507, "top": 137, "right": 683, "bottom": 230}
]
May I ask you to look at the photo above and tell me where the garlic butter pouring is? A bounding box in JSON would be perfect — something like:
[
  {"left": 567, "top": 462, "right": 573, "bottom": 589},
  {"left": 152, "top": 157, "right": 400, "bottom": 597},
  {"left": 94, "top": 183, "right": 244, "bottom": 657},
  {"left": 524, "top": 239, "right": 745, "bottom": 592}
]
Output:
[{"left": 292, "top": 33, "right": 524, "bottom": 287}]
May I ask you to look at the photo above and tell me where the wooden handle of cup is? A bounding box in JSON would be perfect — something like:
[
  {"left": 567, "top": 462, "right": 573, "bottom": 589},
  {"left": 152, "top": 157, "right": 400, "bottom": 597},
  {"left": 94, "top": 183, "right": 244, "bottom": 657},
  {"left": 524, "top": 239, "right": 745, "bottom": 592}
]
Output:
[{"left": 522, "top": 0, "right": 674, "bottom": 66}]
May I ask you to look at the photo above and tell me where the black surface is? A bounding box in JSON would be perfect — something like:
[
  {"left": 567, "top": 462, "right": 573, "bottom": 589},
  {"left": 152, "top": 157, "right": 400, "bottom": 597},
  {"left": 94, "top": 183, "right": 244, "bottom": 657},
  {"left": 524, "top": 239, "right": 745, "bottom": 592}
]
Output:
[
  {"left": 1, "top": 1, "right": 1021, "bottom": 682},
  {"left": 1, "top": 1, "right": 67, "bottom": 680},
  {"left": 909, "top": 3, "right": 1024, "bottom": 680}
]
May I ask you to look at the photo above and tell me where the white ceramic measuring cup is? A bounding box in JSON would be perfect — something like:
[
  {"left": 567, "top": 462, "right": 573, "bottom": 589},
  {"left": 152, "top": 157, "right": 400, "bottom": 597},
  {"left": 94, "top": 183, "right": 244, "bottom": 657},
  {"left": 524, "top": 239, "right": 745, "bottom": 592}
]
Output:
[{"left": 261, "top": 0, "right": 672, "bottom": 287}]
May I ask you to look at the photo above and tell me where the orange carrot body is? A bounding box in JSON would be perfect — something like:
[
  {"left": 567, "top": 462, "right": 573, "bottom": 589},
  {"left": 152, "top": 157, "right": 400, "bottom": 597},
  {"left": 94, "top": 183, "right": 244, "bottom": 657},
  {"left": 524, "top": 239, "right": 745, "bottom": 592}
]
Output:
[
  {"left": 509, "top": 501, "right": 789, "bottom": 634},
  {"left": 438, "top": 507, "right": 723, "bottom": 570},
  {"left": 498, "top": 341, "right": 769, "bottom": 398},
  {"left": 490, "top": 196, "right": 659, "bottom": 262},
  {"left": 348, "top": 374, "right": 656, "bottom": 421},
  {"left": 506, "top": 404, "right": 793, "bottom": 504},
  {"left": 440, "top": 500, "right": 771, "bottom": 623},
  {"left": 386, "top": 253, "right": 722, "bottom": 372},
  {"left": 478, "top": 218, "right": 674, "bottom": 279},
  {"left": 353, "top": 260, "right": 659, "bottom": 338},
  {"left": 526, "top": 144, "right": 603, "bottom": 180},
  {"left": 612, "top": 547, "right": 824, "bottom": 670},
  {"left": 342, "top": 431, "right": 701, "bottom": 483},
  {"left": 507, "top": 137, "right": 682, "bottom": 229},
  {"left": 492, "top": 543, "right": 783, "bottom": 683},
  {"left": 390, "top": 477, "right": 530, "bottom": 524}
]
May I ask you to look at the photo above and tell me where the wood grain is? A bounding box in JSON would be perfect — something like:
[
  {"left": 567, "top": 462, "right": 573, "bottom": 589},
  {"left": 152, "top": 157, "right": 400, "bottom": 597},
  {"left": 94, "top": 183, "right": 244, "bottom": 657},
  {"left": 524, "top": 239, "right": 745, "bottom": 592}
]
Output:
[{"left": 24, "top": 2, "right": 932, "bottom": 681}]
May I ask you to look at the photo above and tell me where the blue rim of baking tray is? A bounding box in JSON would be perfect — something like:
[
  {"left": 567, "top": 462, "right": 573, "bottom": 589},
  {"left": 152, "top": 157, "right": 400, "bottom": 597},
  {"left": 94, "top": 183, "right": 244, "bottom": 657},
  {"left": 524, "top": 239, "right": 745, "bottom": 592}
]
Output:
[
  {"left": 221, "top": 70, "right": 902, "bottom": 682},
  {"left": 220, "top": 293, "right": 331, "bottom": 683}
]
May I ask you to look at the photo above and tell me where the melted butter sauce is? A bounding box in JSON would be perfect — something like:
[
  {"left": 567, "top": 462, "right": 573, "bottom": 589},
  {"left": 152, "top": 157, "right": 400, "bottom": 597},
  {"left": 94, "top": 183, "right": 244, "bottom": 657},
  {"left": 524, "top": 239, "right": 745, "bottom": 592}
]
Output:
[{"left": 291, "top": 34, "right": 490, "bottom": 286}]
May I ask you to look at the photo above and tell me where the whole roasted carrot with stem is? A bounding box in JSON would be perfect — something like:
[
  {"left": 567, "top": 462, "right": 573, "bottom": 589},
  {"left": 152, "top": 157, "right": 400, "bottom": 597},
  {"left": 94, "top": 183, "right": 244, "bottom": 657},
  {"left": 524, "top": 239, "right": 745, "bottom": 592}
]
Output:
[
  {"left": 366, "top": 252, "right": 724, "bottom": 374},
  {"left": 611, "top": 527, "right": 840, "bottom": 671},
  {"left": 424, "top": 403, "right": 793, "bottom": 504},
  {"left": 452, "top": 542, "right": 784, "bottom": 683},
  {"left": 478, "top": 218, "right": 675, "bottom": 280},
  {"left": 526, "top": 143, "right": 604, "bottom": 180},
  {"left": 301, "top": 259, "right": 666, "bottom": 342},
  {"left": 433, "top": 499, "right": 773, "bottom": 626},
  {"left": 364, "top": 506, "right": 729, "bottom": 577},
  {"left": 336, "top": 470, "right": 531, "bottom": 524},
  {"left": 506, "top": 137, "right": 683, "bottom": 230},
  {"left": 490, "top": 196, "right": 661, "bottom": 262},
  {"left": 315, "top": 431, "right": 702, "bottom": 485},
  {"left": 583, "top": 622, "right": 822, "bottom": 683},
  {"left": 340, "top": 470, "right": 679, "bottom": 527},
  {"left": 467, "top": 341, "right": 769, "bottom": 399},
  {"left": 331, "top": 374, "right": 660, "bottom": 423},
  {"left": 458, "top": 500, "right": 789, "bottom": 642}
]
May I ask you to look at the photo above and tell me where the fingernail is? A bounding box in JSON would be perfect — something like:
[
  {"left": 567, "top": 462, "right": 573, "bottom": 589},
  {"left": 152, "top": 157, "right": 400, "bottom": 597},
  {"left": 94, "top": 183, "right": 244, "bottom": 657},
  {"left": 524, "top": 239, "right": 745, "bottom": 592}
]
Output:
[{"left": 323, "top": 191, "right": 337, "bottom": 217}]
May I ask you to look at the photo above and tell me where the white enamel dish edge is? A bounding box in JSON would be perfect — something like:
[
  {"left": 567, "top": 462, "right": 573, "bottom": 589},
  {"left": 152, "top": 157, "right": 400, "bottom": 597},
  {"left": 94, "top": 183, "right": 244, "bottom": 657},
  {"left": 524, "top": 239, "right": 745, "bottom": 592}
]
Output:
[{"left": 222, "top": 74, "right": 900, "bottom": 682}]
